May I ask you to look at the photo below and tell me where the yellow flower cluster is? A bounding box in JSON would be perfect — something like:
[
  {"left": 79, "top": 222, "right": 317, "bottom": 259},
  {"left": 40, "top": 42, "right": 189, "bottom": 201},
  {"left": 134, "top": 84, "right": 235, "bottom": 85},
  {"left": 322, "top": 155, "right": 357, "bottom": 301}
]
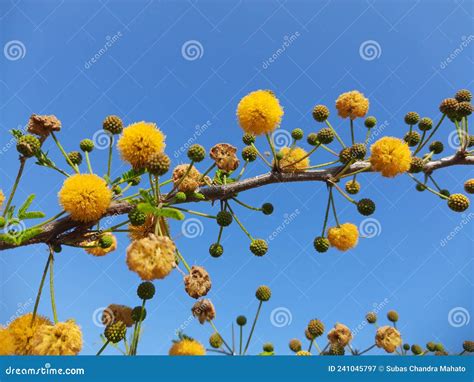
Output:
[
  {"left": 4, "top": 313, "right": 51, "bottom": 355},
  {"left": 370, "top": 137, "right": 412, "bottom": 178},
  {"left": 117, "top": 122, "right": 166, "bottom": 170},
  {"left": 237, "top": 90, "right": 284, "bottom": 136},
  {"left": 58, "top": 174, "right": 112, "bottom": 222},
  {"left": 126, "top": 234, "right": 176, "bottom": 280},
  {"left": 327, "top": 223, "right": 359, "bottom": 251},
  {"left": 335, "top": 90, "right": 369, "bottom": 119},
  {"left": 169, "top": 338, "right": 206, "bottom": 356},
  {"left": 375, "top": 326, "right": 402, "bottom": 353},
  {"left": 278, "top": 147, "right": 309, "bottom": 172},
  {"left": 30, "top": 320, "right": 83, "bottom": 355},
  {"left": 84, "top": 233, "right": 117, "bottom": 257}
]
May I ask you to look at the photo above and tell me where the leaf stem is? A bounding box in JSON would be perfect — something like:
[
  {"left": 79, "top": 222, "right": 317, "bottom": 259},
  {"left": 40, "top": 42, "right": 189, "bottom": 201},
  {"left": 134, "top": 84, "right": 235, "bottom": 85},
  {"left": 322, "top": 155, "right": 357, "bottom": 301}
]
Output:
[{"left": 243, "top": 300, "right": 263, "bottom": 355}]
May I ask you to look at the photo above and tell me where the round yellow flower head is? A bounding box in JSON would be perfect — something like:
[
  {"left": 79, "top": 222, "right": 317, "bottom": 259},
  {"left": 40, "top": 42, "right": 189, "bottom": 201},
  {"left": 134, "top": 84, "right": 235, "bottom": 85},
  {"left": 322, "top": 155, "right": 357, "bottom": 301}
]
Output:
[
  {"left": 8, "top": 313, "right": 52, "bottom": 355},
  {"left": 30, "top": 320, "right": 82, "bottom": 355},
  {"left": 169, "top": 338, "right": 206, "bottom": 356},
  {"left": 172, "top": 164, "right": 205, "bottom": 194},
  {"left": 335, "top": 90, "right": 369, "bottom": 119},
  {"left": 327, "top": 223, "right": 359, "bottom": 251},
  {"left": 58, "top": 174, "right": 112, "bottom": 222},
  {"left": 85, "top": 233, "right": 117, "bottom": 257},
  {"left": 375, "top": 325, "right": 402, "bottom": 353},
  {"left": 0, "top": 327, "right": 15, "bottom": 355},
  {"left": 0, "top": 189, "right": 5, "bottom": 211},
  {"left": 277, "top": 147, "right": 309, "bottom": 172},
  {"left": 126, "top": 234, "right": 176, "bottom": 280},
  {"left": 296, "top": 350, "right": 312, "bottom": 356},
  {"left": 237, "top": 90, "right": 284, "bottom": 136},
  {"left": 327, "top": 323, "right": 352, "bottom": 347},
  {"left": 370, "top": 137, "right": 412, "bottom": 178},
  {"left": 117, "top": 121, "right": 166, "bottom": 170}
]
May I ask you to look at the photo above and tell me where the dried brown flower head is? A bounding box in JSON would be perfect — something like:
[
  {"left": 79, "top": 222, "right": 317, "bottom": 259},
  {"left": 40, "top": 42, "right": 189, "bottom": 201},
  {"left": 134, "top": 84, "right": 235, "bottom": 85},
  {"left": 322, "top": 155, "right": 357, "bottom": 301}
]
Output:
[
  {"left": 209, "top": 143, "right": 240, "bottom": 173},
  {"left": 184, "top": 266, "right": 212, "bottom": 299}
]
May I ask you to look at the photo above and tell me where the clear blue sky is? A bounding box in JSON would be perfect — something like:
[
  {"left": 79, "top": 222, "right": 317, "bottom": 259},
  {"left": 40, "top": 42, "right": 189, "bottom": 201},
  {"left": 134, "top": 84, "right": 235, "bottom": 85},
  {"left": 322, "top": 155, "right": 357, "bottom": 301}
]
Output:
[{"left": 0, "top": 0, "right": 472, "bottom": 356}]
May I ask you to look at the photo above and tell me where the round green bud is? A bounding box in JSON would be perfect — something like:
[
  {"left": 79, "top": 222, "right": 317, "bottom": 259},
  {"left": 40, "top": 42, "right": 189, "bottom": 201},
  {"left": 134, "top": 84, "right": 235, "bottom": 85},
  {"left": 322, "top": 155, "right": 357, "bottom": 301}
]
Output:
[
  {"left": 291, "top": 128, "right": 304, "bottom": 140},
  {"left": 131, "top": 306, "right": 147, "bottom": 322},
  {"left": 255, "top": 285, "right": 272, "bottom": 301},
  {"left": 409, "top": 157, "right": 425, "bottom": 174},
  {"left": 187, "top": 144, "right": 206, "bottom": 162},
  {"left": 312, "top": 105, "right": 330, "bottom": 122},
  {"left": 112, "top": 185, "right": 122, "bottom": 195},
  {"left": 455, "top": 89, "right": 472, "bottom": 103},
  {"left": 464, "top": 179, "right": 474, "bottom": 194},
  {"left": 261, "top": 202, "right": 274, "bottom": 215},
  {"left": 104, "top": 320, "right": 127, "bottom": 343},
  {"left": 147, "top": 152, "right": 170, "bottom": 176},
  {"left": 339, "top": 147, "right": 352, "bottom": 164},
  {"left": 307, "top": 319, "right": 324, "bottom": 337},
  {"left": 79, "top": 139, "right": 94, "bottom": 152},
  {"left": 209, "top": 243, "right": 223, "bottom": 258},
  {"left": 52, "top": 244, "right": 62, "bottom": 253},
  {"left": 209, "top": 333, "right": 223, "bottom": 349},
  {"left": 67, "top": 151, "right": 83, "bottom": 166},
  {"left": 404, "top": 111, "right": 420, "bottom": 125},
  {"left": 357, "top": 198, "right": 376, "bottom": 216},
  {"left": 456, "top": 102, "right": 473, "bottom": 117},
  {"left": 216, "top": 210, "right": 233, "bottom": 227},
  {"left": 175, "top": 192, "right": 187, "bottom": 203},
  {"left": 242, "top": 145, "right": 258, "bottom": 162},
  {"left": 128, "top": 209, "right": 146, "bottom": 226},
  {"left": 98, "top": 235, "right": 114, "bottom": 249},
  {"left": 317, "top": 128, "right": 334, "bottom": 144},
  {"left": 447, "top": 193, "right": 470, "bottom": 212},
  {"left": 130, "top": 176, "right": 141, "bottom": 186},
  {"left": 137, "top": 281, "right": 155, "bottom": 300},
  {"left": 103, "top": 115, "right": 123, "bottom": 135},
  {"left": 350, "top": 143, "right": 367, "bottom": 160},
  {"left": 250, "top": 239, "right": 268, "bottom": 257},
  {"left": 236, "top": 315, "right": 247, "bottom": 326},
  {"left": 242, "top": 133, "right": 256, "bottom": 145},
  {"left": 404, "top": 131, "right": 421, "bottom": 147},
  {"left": 429, "top": 141, "right": 444, "bottom": 154},
  {"left": 364, "top": 116, "right": 377, "bottom": 128},
  {"left": 387, "top": 310, "right": 399, "bottom": 322},
  {"left": 418, "top": 117, "right": 433, "bottom": 131},
  {"left": 366, "top": 312, "right": 377, "bottom": 324},
  {"left": 411, "top": 344, "right": 423, "bottom": 355},
  {"left": 314, "top": 236, "right": 330, "bottom": 253},
  {"left": 345, "top": 180, "right": 360, "bottom": 195},
  {"left": 289, "top": 339, "right": 302, "bottom": 352},
  {"left": 416, "top": 183, "right": 427, "bottom": 192},
  {"left": 462, "top": 340, "right": 474, "bottom": 353},
  {"left": 16, "top": 135, "right": 40, "bottom": 158},
  {"left": 263, "top": 343, "right": 274, "bottom": 352},
  {"left": 307, "top": 133, "right": 319, "bottom": 146},
  {"left": 403, "top": 343, "right": 410, "bottom": 351},
  {"left": 434, "top": 343, "right": 444, "bottom": 352},
  {"left": 426, "top": 342, "right": 436, "bottom": 352},
  {"left": 439, "top": 98, "right": 458, "bottom": 116}
]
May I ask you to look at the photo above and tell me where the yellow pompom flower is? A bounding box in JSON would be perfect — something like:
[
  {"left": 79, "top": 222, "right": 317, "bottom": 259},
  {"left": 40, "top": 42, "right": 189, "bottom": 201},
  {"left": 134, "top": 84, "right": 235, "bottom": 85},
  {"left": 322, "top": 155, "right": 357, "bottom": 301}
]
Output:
[
  {"left": 0, "top": 189, "right": 5, "bottom": 211},
  {"left": 30, "top": 320, "right": 83, "bottom": 355},
  {"left": 84, "top": 233, "right": 117, "bottom": 257},
  {"left": 0, "top": 327, "right": 15, "bottom": 355},
  {"left": 278, "top": 147, "right": 309, "bottom": 172},
  {"left": 327, "top": 223, "right": 359, "bottom": 251},
  {"left": 126, "top": 234, "right": 176, "bottom": 280},
  {"left": 375, "top": 326, "right": 402, "bottom": 353},
  {"left": 335, "top": 90, "right": 369, "bottom": 119},
  {"left": 117, "top": 121, "right": 166, "bottom": 170},
  {"left": 58, "top": 174, "right": 112, "bottom": 222},
  {"left": 8, "top": 313, "right": 52, "bottom": 355},
  {"left": 169, "top": 338, "right": 206, "bottom": 356},
  {"left": 237, "top": 90, "right": 284, "bottom": 136},
  {"left": 370, "top": 137, "right": 412, "bottom": 178}
]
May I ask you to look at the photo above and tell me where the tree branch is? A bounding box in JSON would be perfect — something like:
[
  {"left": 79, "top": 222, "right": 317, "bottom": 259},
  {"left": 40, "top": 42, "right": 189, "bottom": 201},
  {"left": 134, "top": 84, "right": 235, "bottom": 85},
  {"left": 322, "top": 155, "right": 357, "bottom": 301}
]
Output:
[{"left": 1, "top": 152, "right": 472, "bottom": 251}]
